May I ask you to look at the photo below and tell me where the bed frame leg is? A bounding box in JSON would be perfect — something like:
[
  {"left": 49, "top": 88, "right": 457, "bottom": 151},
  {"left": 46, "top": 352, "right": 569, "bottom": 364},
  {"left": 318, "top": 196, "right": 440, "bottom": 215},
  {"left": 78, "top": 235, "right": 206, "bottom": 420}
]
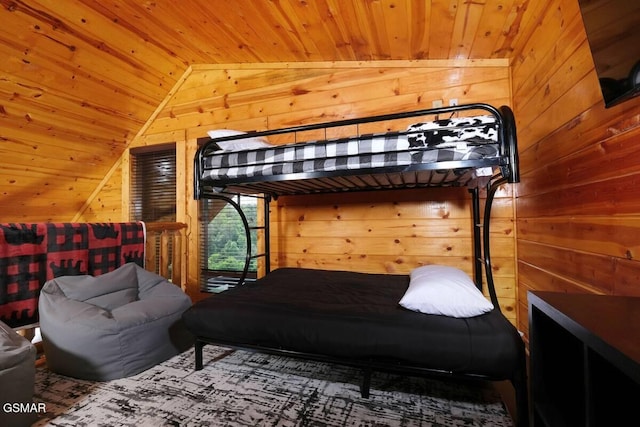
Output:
[
  {"left": 195, "top": 340, "right": 205, "bottom": 370},
  {"left": 360, "top": 368, "right": 372, "bottom": 398}
]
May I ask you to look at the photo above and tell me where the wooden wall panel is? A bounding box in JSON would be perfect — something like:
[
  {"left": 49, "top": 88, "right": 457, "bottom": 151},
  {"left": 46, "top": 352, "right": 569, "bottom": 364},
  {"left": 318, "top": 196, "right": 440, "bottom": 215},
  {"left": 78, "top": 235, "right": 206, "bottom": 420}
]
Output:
[
  {"left": 74, "top": 162, "right": 123, "bottom": 223},
  {"left": 149, "top": 62, "right": 510, "bottom": 134},
  {"left": 511, "top": 0, "right": 640, "bottom": 338}
]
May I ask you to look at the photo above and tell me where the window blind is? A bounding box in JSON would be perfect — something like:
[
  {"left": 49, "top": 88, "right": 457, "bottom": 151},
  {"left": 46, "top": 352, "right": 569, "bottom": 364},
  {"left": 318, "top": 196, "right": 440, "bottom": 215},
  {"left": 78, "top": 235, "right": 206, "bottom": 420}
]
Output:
[{"left": 130, "top": 147, "right": 177, "bottom": 222}]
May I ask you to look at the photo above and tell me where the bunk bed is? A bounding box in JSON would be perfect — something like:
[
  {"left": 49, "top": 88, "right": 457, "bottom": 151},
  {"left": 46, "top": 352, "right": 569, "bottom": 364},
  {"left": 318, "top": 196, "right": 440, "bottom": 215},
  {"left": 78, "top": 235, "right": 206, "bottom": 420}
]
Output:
[{"left": 184, "top": 103, "right": 528, "bottom": 426}]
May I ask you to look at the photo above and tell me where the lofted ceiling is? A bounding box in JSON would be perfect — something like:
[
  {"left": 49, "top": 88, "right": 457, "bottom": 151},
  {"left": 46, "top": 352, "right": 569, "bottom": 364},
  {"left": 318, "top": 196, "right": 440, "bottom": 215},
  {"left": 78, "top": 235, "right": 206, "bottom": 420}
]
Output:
[{"left": 0, "top": 0, "right": 531, "bottom": 221}]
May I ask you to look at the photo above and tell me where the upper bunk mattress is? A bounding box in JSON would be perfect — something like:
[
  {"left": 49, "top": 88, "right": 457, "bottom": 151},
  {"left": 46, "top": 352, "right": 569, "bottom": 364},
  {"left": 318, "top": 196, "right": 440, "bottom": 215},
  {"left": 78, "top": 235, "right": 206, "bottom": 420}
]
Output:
[
  {"left": 182, "top": 267, "right": 523, "bottom": 380},
  {"left": 200, "top": 115, "right": 500, "bottom": 184}
]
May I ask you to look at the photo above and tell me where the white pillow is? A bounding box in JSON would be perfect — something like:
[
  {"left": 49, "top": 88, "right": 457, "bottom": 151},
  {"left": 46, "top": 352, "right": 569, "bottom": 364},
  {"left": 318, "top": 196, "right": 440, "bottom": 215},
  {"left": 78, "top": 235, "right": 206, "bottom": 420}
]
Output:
[
  {"left": 207, "top": 129, "right": 272, "bottom": 151},
  {"left": 399, "top": 265, "right": 494, "bottom": 318}
]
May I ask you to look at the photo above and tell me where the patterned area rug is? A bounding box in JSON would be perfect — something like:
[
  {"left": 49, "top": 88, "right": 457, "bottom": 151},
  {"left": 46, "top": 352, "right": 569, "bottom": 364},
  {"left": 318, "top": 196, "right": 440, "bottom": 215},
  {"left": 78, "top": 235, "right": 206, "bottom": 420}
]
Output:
[{"left": 33, "top": 345, "right": 513, "bottom": 426}]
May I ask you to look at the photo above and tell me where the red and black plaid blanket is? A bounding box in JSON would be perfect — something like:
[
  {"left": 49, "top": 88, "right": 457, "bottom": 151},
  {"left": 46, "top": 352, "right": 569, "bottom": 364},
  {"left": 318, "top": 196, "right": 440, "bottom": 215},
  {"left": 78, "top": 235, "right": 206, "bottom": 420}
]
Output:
[{"left": 0, "top": 222, "right": 145, "bottom": 328}]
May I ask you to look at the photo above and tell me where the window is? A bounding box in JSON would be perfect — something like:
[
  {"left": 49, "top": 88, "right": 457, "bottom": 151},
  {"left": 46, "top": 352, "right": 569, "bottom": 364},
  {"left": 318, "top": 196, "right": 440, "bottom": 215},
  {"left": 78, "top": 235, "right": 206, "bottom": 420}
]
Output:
[
  {"left": 199, "top": 194, "right": 262, "bottom": 293},
  {"left": 130, "top": 146, "right": 177, "bottom": 279},
  {"left": 130, "top": 146, "right": 177, "bottom": 222}
]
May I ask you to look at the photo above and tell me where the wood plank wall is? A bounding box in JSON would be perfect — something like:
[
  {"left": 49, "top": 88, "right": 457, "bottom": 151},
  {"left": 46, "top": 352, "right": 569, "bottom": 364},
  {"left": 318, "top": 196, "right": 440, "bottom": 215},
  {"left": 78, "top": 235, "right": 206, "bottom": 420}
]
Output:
[
  {"left": 511, "top": 0, "right": 640, "bottom": 338},
  {"left": 271, "top": 186, "right": 517, "bottom": 319},
  {"left": 74, "top": 160, "right": 123, "bottom": 222},
  {"left": 84, "top": 61, "right": 517, "bottom": 322}
]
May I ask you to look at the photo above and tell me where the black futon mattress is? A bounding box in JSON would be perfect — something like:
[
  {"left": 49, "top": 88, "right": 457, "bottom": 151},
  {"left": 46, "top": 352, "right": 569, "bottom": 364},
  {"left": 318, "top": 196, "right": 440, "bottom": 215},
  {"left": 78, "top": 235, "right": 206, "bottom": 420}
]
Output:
[{"left": 182, "top": 268, "right": 522, "bottom": 379}]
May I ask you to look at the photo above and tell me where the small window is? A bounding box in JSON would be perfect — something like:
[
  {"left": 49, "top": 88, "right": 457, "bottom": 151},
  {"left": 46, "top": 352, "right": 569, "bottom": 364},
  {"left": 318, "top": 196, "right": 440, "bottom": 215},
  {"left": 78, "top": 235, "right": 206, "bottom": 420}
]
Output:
[
  {"left": 199, "top": 194, "right": 259, "bottom": 293},
  {"left": 130, "top": 146, "right": 177, "bottom": 222}
]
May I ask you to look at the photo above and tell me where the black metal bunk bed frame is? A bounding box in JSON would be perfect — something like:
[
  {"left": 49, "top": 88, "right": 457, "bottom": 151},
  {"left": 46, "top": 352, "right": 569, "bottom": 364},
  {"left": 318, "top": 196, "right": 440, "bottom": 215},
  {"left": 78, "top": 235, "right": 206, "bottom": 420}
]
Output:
[
  {"left": 192, "top": 103, "right": 527, "bottom": 426},
  {"left": 195, "top": 103, "right": 519, "bottom": 298}
]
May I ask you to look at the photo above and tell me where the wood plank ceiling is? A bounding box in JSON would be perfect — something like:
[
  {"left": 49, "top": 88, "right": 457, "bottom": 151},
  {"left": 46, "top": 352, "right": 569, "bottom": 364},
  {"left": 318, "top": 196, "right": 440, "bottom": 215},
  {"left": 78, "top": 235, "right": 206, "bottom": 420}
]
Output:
[{"left": 0, "top": 0, "right": 529, "bottom": 220}]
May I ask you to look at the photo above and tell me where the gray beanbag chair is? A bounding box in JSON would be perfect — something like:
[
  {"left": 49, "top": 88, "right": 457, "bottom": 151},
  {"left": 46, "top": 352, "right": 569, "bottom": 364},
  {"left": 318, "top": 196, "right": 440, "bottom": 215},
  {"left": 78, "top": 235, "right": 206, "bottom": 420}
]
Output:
[
  {"left": 39, "top": 263, "right": 193, "bottom": 381},
  {"left": 0, "top": 320, "right": 37, "bottom": 427}
]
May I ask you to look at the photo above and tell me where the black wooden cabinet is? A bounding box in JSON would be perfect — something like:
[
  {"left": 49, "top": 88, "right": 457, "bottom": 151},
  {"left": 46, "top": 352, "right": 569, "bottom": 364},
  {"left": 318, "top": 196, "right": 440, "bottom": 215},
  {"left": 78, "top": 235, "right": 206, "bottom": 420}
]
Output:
[{"left": 528, "top": 291, "right": 640, "bottom": 426}]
